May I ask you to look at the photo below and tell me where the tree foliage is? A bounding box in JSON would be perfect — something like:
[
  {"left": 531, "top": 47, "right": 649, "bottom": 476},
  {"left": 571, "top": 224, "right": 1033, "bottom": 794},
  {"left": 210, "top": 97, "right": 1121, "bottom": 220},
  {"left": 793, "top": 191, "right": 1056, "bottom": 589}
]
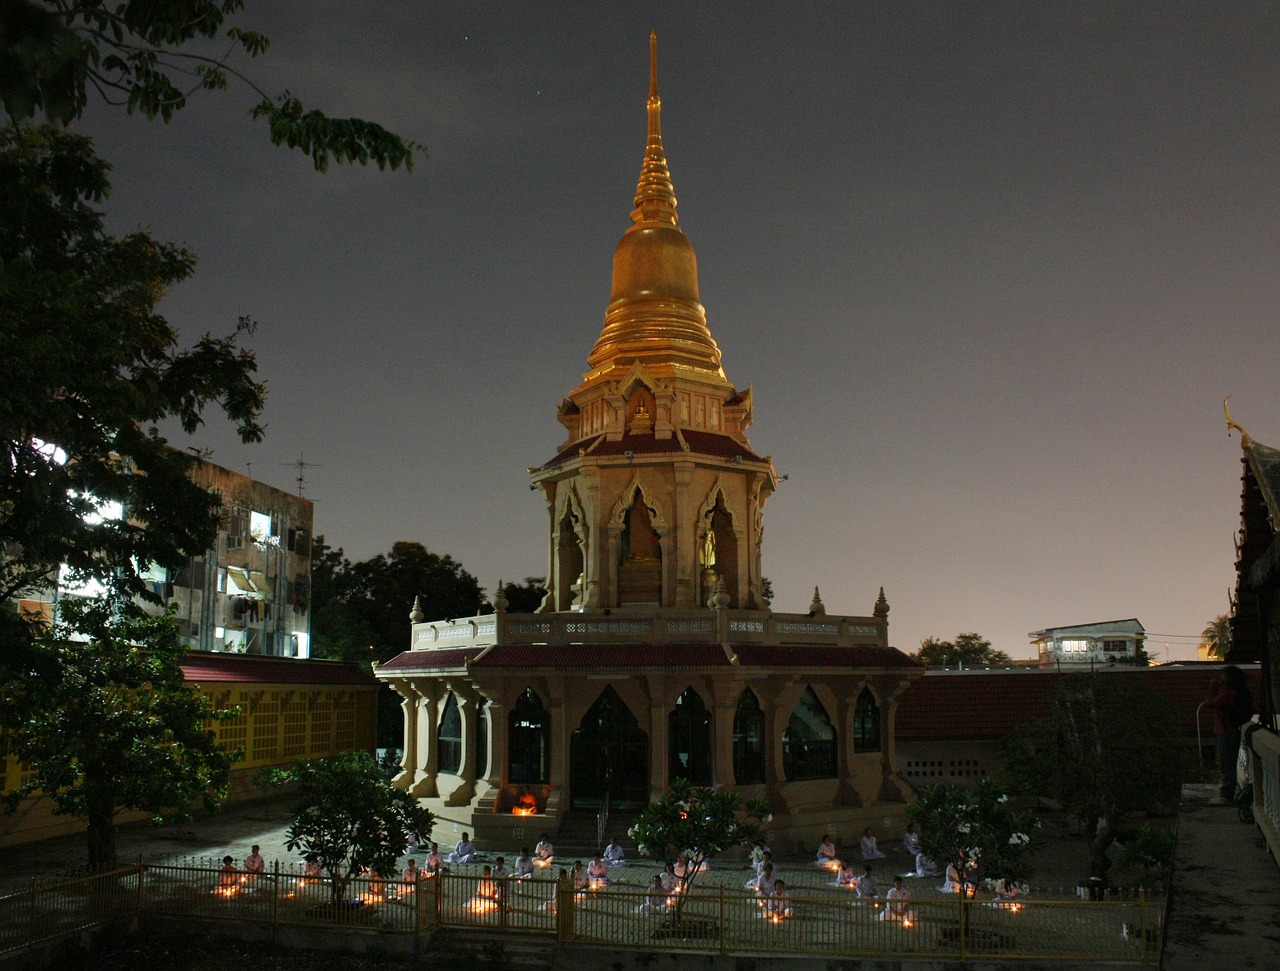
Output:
[
  {"left": 627, "top": 778, "right": 771, "bottom": 918},
  {"left": 915, "top": 632, "right": 1011, "bottom": 667},
  {"left": 1200, "top": 614, "right": 1231, "bottom": 659},
  {"left": 264, "top": 750, "right": 435, "bottom": 908},
  {"left": 0, "top": 124, "right": 265, "bottom": 608},
  {"left": 2, "top": 0, "right": 423, "bottom": 171},
  {"left": 1002, "top": 673, "right": 1194, "bottom": 879},
  {"left": 0, "top": 597, "right": 239, "bottom": 869},
  {"left": 907, "top": 780, "right": 1039, "bottom": 891},
  {"left": 310, "top": 539, "right": 484, "bottom": 666},
  {"left": 499, "top": 576, "right": 547, "bottom": 613}
]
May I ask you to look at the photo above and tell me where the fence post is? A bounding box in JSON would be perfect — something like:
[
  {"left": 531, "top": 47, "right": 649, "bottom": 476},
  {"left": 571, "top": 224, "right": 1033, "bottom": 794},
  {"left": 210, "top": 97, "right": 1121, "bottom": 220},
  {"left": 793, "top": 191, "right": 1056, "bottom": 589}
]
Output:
[
  {"left": 271, "top": 861, "right": 281, "bottom": 934},
  {"left": 1139, "top": 889, "right": 1147, "bottom": 964},
  {"left": 27, "top": 877, "right": 37, "bottom": 950},
  {"left": 136, "top": 855, "right": 145, "bottom": 917},
  {"left": 958, "top": 889, "right": 967, "bottom": 961},
  {"left": 557, "top": 873, "right": 575, "bottom": 942},
  {"left": 718, "top": 885, "right": 726, "bottom": 956}
]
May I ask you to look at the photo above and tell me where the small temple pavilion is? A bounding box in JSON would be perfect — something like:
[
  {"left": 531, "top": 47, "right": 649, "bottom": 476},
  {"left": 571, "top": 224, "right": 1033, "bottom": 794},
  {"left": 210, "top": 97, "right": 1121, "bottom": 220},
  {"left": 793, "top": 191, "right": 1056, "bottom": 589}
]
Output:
[{"left": 376, "top": 35, "right": 922, "bottom": 852}]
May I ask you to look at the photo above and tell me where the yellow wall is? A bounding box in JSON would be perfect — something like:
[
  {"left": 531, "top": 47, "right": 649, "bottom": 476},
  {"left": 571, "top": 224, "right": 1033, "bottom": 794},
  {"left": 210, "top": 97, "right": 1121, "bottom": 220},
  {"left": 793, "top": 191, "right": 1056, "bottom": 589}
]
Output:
[{"left": 0, "top": 680, "right": 377, "bottom": 846}]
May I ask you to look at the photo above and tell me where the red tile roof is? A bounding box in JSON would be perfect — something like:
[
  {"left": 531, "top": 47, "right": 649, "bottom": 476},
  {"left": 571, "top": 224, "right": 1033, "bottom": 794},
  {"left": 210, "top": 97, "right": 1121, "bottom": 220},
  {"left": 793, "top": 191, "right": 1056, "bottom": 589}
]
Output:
[
  {"left": 733, "top": 644, "right": 919, "bottom": 669},
  {"left": 895, "top": 665, "right": 1262, "bottom": 740},
  {"left": 181, "top": 651, "right": 377, "bottom": 686},
  {"left": 475, "top": 643, "right": 729, "bottom": 668},
  {"left": 540, "top": 431, "right": 765, "bottom": 468},
  {"left": 376, "top": 648, "right": 483, "bottom": 673}
]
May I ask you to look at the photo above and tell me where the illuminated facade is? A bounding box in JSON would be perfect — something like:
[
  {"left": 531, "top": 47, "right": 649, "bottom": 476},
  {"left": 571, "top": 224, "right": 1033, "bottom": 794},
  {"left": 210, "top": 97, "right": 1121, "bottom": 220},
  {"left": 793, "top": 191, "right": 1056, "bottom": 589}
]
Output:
[
  {"left": 1028, "top": 619, "right": 1147, "bottom": 668},
  {"left": 378, "top": 36, "right": 923, "bottom": 854}
]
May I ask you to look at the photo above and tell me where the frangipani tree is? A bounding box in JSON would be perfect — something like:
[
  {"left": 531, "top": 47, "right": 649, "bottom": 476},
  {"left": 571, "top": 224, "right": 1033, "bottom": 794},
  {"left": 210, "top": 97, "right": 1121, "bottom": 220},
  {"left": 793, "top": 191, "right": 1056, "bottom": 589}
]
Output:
[
  {"left": 907, "top": 779, "right": 1039, "bottom": 895},
  {"left": 628, "top": 779, "right": 771, "bottom": 919}
]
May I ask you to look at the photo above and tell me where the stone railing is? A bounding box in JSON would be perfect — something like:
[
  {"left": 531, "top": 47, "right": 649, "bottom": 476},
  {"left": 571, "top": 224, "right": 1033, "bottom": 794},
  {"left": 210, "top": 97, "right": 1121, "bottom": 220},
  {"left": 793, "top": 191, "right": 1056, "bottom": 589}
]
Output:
[
  {"left": 411, "top": 608, "right": 885, "bottom": 651},
  {"left": 1248, "top": 725, "right": 1280, "bottom": 864}
]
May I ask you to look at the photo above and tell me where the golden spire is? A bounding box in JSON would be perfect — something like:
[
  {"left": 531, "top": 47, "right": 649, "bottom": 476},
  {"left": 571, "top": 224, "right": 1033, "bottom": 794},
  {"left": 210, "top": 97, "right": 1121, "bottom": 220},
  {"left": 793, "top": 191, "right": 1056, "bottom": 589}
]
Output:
[
  {"left": 631, "top": 30, "right": 677, "bottom": 227},
  {"left": 586, "top": 32, "right": 726, "bottom": 381},
  {"left": 1225, "top": 395, "right": 1252, "bottom": 448}
]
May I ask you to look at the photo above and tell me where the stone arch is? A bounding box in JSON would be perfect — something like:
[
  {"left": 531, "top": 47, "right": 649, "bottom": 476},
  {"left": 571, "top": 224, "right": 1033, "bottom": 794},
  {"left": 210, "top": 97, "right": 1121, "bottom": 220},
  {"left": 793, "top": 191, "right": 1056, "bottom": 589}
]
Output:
[
  {"left": 553, "top": 486, "right": 588, "bottom": 610},
  {"left": 609, "top": 473, "right": 668, "bottom": 531},
  {"left": 696, "top": 477, "right": 742, "bottom": 606},
  {"left": 668, "top": 686, "right": 712, "bottom": 785}
]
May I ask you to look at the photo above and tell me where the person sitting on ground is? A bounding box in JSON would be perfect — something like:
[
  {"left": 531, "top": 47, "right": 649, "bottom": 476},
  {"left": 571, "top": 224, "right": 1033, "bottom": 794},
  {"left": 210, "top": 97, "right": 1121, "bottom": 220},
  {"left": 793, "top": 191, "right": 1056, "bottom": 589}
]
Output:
[
  {"left": 882, "top": 876, "right": 912, "bottom": 921},
  {"left": 902, "top": 822, "right": 921, "bottom": 856},
  {"left": 835, "top": 859, "right": 858, "bottom": 888},
  {"left": 856, "top": 864, "right": 878, "bottom": 898},
  {"left": 913, "top": 851, "right": 941, "bottom": 878},
  {"left": 405, "top": 831, "right": 419, "bottom": 855},
  {"left": 604, "top": 836, "right": 626, "bottom": 866},
  {"left": 303, "top": 852, "right": 322, "bottom": 879},
  {"left": 402, "top": 858, "right": 420, "bottom": 886},
  {"left": 661, "top": 862, "right": 679, "bottom": 893},
  {"left": 571, "top": 860, "right": 589, "bottom": 893},
  {"left": 514, "top": 847, "right": 535, "bottom": 879},
  {"left": 535, "top": 833, "right": 555, "bottom": 862},
  {"left": 816, "top": 835, "right": 838, "bottom": 866},
  {"left": 860, "top": 827, "right": 886, "bottom": 861},
  {"left": 995, "top": 872, "right": 1021, "bottom": 901},
  {"left": 219, "top": 855, "right": 238, "bottom": 888},
  {"left": 587, "top": 853, "right": 609, "bottom": 886},
  {"left": 750, "top": 861, "right": 777, "bottom": 897},
  {"left": 244, "top": 844, "right": 265, "bottom": 874},
  {"left": 638, "top": 873, "right": 669, "bottom": 915},
  {"left": 939, "top": 856, "right": 965, "bottom": 894},
  {"left": 766, "top": 879, "right": 793, "bottom": 919},
  {"left": 424, "top": 842, "right": 445, "bottom": 875},
  {"left": 675, "top": 853, "right": 704, "bottom": 879},
  {"left": 448, "top": 832, "right": 477, "bottom": 864},
  {"left": 476, "top": 865, "right": 500, "bottom": 901},
  {"left": 493, "top": 856, "right": 510, "bottom": 881}
]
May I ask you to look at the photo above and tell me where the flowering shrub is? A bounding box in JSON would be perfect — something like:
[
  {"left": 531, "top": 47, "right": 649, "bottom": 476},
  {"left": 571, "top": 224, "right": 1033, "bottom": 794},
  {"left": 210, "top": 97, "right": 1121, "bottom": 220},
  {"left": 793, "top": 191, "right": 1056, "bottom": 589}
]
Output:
[
  {"left": 628, "top": 778, "right": 771, "bottom": 917},
  {"left": 907, "top": 779, "right": 1040, "bottom": 892}
]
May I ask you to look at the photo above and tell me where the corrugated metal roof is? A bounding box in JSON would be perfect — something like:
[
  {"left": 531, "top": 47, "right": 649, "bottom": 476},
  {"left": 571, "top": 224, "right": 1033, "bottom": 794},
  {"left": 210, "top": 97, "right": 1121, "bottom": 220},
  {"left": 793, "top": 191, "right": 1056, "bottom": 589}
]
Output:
[{"left": 181, "top": 652, "right": 377, "bottom": 686}]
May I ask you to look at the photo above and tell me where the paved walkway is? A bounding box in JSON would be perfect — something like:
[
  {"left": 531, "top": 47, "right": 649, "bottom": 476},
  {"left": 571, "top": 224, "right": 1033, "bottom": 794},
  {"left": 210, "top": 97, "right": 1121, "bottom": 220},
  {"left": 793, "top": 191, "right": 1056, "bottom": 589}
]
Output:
[{"left": 1162, "top": 783, "right": 1280, "bottom": 970}]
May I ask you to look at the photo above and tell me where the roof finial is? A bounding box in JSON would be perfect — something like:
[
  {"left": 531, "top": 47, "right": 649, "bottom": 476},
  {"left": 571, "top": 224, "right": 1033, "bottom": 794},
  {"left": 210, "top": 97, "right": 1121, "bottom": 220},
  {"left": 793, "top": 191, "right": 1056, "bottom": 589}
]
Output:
[
  {"left": 1224, "top": 395, "right": 1252, "bottom": 447},
  {"left": 632, "top": 31, "right": 677, "bottom": 226}
]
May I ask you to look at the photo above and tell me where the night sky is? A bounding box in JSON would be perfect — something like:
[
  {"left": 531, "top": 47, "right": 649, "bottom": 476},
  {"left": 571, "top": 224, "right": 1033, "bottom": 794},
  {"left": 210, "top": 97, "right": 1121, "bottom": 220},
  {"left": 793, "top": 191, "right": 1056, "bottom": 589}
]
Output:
[{"left": 76, "top": 2, "right": 1280, "bottom": 661}]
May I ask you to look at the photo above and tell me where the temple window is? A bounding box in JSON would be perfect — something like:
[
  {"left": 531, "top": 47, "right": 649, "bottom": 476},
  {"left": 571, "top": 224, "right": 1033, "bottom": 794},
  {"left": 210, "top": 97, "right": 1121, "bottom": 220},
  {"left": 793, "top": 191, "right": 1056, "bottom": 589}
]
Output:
[
  {"left": 852, "top": 687, "right": 881, "bottom": 754},
  {"left": 783, "top": 686, "right": 836, "bottom": 781},
  {"left": 508, "top": 688, "right": 550, "bottom": 784},
  {"left": 668, "top": 688, "right": 712, "bottom": 785},
  {"left": 733, "top": 689, "right": 766, "bottom": 784},
  {"left": 438, "top": 693, "right": 462, "bottom": 775}
]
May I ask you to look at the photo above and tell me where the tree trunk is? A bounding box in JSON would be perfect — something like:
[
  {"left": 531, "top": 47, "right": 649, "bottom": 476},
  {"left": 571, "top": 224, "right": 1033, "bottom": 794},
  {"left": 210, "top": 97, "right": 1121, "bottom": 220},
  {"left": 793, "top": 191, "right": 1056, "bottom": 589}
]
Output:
[
  {"left": 86, "top": 800, "right": 117, "bottom": 871},
  {"left": 1089, "top": 816, "right": 1112, "bottom": 881}
]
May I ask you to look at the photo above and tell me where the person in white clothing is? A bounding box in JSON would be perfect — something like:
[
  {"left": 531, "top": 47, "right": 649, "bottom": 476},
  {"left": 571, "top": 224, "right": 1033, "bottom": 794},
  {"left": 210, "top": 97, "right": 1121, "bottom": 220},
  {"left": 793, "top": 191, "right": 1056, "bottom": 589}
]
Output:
[
  {"left": 902, "top": 822, "right": 921, "bottom": 857},
  {"left": 603, "top": 837, "right": 626, "bottom": 866},
  {"left": 449, "top": 832, "right": 477, "bottom": 864},
  {"left": 424, "top": 842, "right": 445, "bottom": 874},
  {"left": 914, "top": 851, "right": 941, "bottom": 877},
  {"left": 244, "top": 844, "right": 265, "bottom": 874},
  {"left": 638, "top": 873, "right": 669, "bottom": 915},
  {"left": 835, "top": 860, "right": 858, "bottom": 888},
  {"left": 815, "top": 835, "right": 838, "bottom": 866},
  {"left": 860, "top": 827, "right": 886, "bottom": 860},
  {"left": 587, "top": 853, "right": 609, "bottom": 886},
  {"left": 514, "top": 848, "right": 535, "bottom": 878},
  {"left": 855, "top": 864, "right": 878, "bottom": 898},
  {"left": 571, "top": 860, "right": 589, "bottom": 892},
  {"left": 881, "top": 876, "right": 914, "bottom": 922},
  {"left": 765, "top": 880, "right": 793, "bottom": 919},
  {"left": 535, "top": 834, "right": 555, "bottom": 862},
  {"left": 402, "top": 859, "right": 420, "bottom": 886},
  {"left": 661, "top": 862, "right": 679, "bottom": 893}
]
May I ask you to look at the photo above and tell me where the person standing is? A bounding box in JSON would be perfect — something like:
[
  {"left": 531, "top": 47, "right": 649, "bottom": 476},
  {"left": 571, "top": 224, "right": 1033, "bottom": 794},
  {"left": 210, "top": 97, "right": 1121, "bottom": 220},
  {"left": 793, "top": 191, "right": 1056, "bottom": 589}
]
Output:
[{"left": 1208, "top": 665, "right": 1254, "bottom": 803}]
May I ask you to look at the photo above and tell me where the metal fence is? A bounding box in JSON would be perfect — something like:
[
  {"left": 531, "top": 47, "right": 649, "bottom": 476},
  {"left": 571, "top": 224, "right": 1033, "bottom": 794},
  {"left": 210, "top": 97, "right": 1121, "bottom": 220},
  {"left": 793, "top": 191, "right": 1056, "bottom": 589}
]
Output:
[{"left": 0, "top": 862, "right": 1162, "bottom": 964}]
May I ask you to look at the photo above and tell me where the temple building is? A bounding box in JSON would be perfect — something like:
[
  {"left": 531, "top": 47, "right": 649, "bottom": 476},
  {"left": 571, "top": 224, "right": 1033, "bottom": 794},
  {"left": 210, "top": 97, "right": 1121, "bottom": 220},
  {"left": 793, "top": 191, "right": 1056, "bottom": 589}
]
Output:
[{"left": 376, "top": 35, "right": 922, "bottom": 853}]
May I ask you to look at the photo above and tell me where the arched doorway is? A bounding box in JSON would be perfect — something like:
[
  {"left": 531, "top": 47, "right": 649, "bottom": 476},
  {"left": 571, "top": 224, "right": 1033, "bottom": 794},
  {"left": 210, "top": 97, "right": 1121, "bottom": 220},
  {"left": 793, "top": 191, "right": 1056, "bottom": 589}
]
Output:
[
  {"left": 570, "top": 686, "right": 649, "bottom": 811},
  {"left": 668, "top": 687, "right": 712, "bottom": 785},
  {"left": 508, "top": 687, "right": 550, "bottom": 784}
]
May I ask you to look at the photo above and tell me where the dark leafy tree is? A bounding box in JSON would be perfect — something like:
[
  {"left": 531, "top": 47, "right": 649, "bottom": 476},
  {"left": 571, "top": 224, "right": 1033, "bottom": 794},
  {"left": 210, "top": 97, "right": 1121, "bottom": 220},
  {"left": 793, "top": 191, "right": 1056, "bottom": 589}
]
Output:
[
  {"left": 915, "top": 632, "right": 1011, "bottom": 666},
  {"left": 627, "top": 778, "right": 770, "bottom": 921},
  {"left": 498, "top": 576, "right": 547, "bottom": 613},
  {"left": 1002, "top": 673, "right": 1194, "bottom": 880},
  {"left": 0, "top": 597, "right": 239, "bottom": 869},
  {"left": 2, "top": 0, "right": 423, "bottom": 172},
  {"left": 0, "top": 124, "right": 265, "bottom": 609},
  {"left": 264, "top": 750, "right": 435, "bottom": 908}
]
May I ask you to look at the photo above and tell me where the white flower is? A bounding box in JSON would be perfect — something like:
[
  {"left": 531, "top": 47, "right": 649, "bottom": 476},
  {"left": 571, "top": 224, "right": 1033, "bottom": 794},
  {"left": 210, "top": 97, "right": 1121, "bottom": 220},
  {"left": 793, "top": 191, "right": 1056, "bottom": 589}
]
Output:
[
  {"left": 957, "top": 822, "right": 972, "bottom": 834},
  {"left": 997, "top": 794, "right": 1009, "bottom": 803},
  {"left": 762, "top": 814, "right": 774, "bottom": 824},
  {"left": 1008, "top": 832, "right": 1029, "bottom": 846}
]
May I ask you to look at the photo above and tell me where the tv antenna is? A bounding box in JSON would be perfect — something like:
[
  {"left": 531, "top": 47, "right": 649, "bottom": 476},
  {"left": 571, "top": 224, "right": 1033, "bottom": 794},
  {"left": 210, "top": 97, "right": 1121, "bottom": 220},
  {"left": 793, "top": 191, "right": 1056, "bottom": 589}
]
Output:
[{"left": 282, "top": 453, "right": 324, "bottom": 496}]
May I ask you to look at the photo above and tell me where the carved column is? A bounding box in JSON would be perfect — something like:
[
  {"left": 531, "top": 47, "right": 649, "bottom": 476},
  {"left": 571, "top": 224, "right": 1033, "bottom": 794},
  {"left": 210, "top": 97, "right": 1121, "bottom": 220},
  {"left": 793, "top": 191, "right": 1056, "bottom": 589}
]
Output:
[
  {"left": 712, "top": 694, "right": 736, "bottom": 788},
  {"left": 648, "top": 684, "right": 668, "bottom": 801},
  {"left": 484, "top": 696, "right": 505, "bottom": 789},
  {"left": 411, "top": 688, "right": 440, "bottom": 798}
]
